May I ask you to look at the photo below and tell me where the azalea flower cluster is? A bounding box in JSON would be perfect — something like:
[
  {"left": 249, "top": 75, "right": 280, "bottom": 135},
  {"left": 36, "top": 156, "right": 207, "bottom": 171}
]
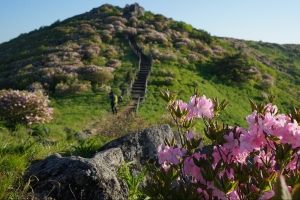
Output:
[
  {"left": 0, "top": 90, "right": 54, "bottom": 125},
  {"left": 148, "top": 89, "right": 300, "bottom": 199},
  {"left": 171, "top": 94, "right": 214, "bottom": 120}
]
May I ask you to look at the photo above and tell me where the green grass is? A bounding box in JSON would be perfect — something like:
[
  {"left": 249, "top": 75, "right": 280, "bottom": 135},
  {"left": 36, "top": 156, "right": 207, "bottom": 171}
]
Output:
[
  {"left": 48, "top": 91, "right": 109, "bottom": 137},
  {"left": 0, "top": 126, "right": 110, "bottom": 199},
  {"left": 0, "top": 91, "right": 116, "bottom": 199},
  {"left": 1, "top": 3, "right": 300, "bottom": 198}
]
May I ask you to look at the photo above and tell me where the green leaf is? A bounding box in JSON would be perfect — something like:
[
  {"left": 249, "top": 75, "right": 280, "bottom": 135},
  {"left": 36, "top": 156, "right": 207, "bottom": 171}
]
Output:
[
  {"left": 170, "top": 136, "right": 175, "bottom": 146},
  {"left": 214, "top": 177, "right": 225, "bottom": 192},
  {"left": 249, "top": 99, "right": 257, "bottom": 112},
  {"left": 225, "top": 180, "right": 239, "bottom": 194}
]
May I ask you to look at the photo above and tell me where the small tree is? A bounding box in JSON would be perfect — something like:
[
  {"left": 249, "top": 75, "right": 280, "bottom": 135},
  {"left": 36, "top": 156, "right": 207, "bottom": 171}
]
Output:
[
  {"left": 211, "top": 53, "right": 255, "bottom": 83},
  {"left": 0, "top": 90, "right": 54, "bottom": 125}
]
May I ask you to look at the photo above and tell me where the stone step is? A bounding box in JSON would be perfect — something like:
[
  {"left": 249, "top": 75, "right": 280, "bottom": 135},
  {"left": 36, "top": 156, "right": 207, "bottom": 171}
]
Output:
[
  {"left": 134, "top": 79, "right": 146, "bottom": 82},
  {"left": 138, "top": 69, "right": 151, "bottom": 72},
  {"left": 132, "top": 88, "right": 145, "bottom": 92},
  {"left": 131, "top": 94, "right": 144, "bottom": 99},
  {"left": 133, "top": 80, "right": 145, "bottom": 83},
  {"left": 132, "top": 84, "right": 145, "bottom": 88},
  {"left": 138, "top": 70, "right": 151, "bottom": 72},
  {"left": 137, "top": 75, "right": 149, "bottom": 78},
  {"left": 137, "top": 73, "right": 148, "bottom": 77},
  {"left": 131, "top": 89, "right": 145, "bottom": 93},
  {"left": 134, "top": 78, "right": 146, "bottom": 81},
  {"left": 132, "top": 86, "right": 145, "bottom": 90},
  {"left": 132, "top": 87, "right": 144, "bottom": 90},
  {"left": 133, "top": 81, "right": 145, "bottom": 84},
  {"left": 128, "top": 36, "right": 151, "bottom": 108},
  {"left": 137, "top": 72, "right": 148, "bottom": 75}
]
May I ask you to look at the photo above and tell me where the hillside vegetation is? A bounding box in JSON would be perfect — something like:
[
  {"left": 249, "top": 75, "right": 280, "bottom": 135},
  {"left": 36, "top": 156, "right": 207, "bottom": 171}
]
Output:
[{"left": 1, "top": 3, "right": 300, "bottom": 198}]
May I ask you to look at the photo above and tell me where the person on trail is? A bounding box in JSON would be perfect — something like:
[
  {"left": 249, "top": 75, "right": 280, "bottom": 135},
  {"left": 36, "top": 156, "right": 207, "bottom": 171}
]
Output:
[{"left": 109, "top": 91, "right": 118, "bottom": 114}]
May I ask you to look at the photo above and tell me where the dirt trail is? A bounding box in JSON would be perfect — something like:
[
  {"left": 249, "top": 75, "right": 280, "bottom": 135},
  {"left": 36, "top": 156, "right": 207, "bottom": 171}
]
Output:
[
  {"left": 81, "top": 101, "right": 138, "bottom": 136},
  {"left": 82, "top": 35, "right": 151, "bottom": 136}
]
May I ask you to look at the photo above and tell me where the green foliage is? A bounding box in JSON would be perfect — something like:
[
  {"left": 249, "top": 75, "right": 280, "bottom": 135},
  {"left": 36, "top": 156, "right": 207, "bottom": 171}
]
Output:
[
  {"left": 190, "top": 29, "right": 212, "bottom": 44},
  {"left": 117, "top": 161, "right": 148, "bottom": 200},
  {"left": 71, "top": 136, "right": 107, "bottom": 157},
  {"left": 170, "top": 21, "right": 193, "bottom": 33},
  {"left": 92, "top": 69, "right": 114, "bottom": 84},
  {"left": 55, "top": 81, "right": 92, "bottom": 96},
  {"left": 211, "top": 53, "right": 255, "bottom": 83}
]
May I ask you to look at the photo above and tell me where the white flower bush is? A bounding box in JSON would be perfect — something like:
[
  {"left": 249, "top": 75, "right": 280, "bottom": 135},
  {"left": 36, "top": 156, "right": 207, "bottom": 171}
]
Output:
[{"left": 0, "top": 90, "right": 53, "bottom": 125}]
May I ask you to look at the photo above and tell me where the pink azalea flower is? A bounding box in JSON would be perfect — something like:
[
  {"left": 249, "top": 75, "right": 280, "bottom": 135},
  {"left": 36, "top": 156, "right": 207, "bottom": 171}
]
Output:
[
  {"left": 161, "top": 162, "right": 170, "bottom": 171},
  {"left": 167, "top": 147, "right": 182, "bottom": 164},
  {"left": 246, "top": 110, "right": 257, "bottom": 125},
  {"left": 197, "top": 188, "right": 202, "bottom": 194},
  {"left": 158, "top": 145, "right": 170, "bottom": 164},
  {"left": 228, "top": 190, "right": 240, "bottom": 200},
  {"left": 186, "top": 130, "right": 196, "bottom": 141},
  {"left": 259, "top": 190, "right": 274, "bottom": 200},
  {"left": 223, "top": 132, "right": 238, "bottom": 150},
  {"left": 187, "top": 95, "right": 214, "bottom": 119}
]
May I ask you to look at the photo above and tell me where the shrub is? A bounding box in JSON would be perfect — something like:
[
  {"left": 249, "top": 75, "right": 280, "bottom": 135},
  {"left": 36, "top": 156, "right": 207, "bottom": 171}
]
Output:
[
  {"left": 104, "top": 46, "right": 118, "bottom": 58},
  {"left": 26, "top": 82, "right": 44, "bottom": 93},
  {"left": 194, "top": 40, "right": 206, "bottom": 51},
  {"left": 83, "top": 44, "right": 101, "bottom": 60},
  {"left": 100, "top": 30, "right": 113, "bottom": 42},
  {"left": 129, "top": 16, "right": 139, "bottom": 23},
  {"left": 122, "top": 27, "right": 137, "bottom": 36},
  {"left": 160, "top": 53, "right": 177, "bottom": 63},
  {"left": 261, "top": 74, "right": 274, "bottom": 90},
  {"left": 0, "top": 90, "right": 53, "bottom": 125},
  {"left": 178, "top": 57, "right": 189, "bottom": 65},
  {"left": 187, "top": 53, "right": 198, "bottom": 62},
  {"left": 164, "top": 77, "right": 177, "bottom": 86},
  {"left": 200, "top": 47, "right": 213, "bottom": 56},
  {"left": 78, "top": 66, "right": 114, "bottom": 84},
  {"left": 106, "top": 59, "right": 122, "bottom": 68},
  {"left": 211, "top": 45, "right": 227, "bottom": 55},
  {"left": 91, "top": 69, "right": 114, "bottom": 85},
  {"left": 105, "top": 24, "right": 114, "bottom": 31},
  {"left": 96, "top": 84, "right": 111, "bottom": 92},
  {"left": 171, "top": 21, "right": 193, "bottom": 33},
  {"left": 261, "top": 79, "right": 274, "bottom": 90},
  {"left": 212, "top": 53, "right": 255, "bottom": 83},
  {"left": 55, "top": 82, "right": 91, "bottom": 95},
  {"left": 144, "top": 89, "right": 300, "bottom": 199}
]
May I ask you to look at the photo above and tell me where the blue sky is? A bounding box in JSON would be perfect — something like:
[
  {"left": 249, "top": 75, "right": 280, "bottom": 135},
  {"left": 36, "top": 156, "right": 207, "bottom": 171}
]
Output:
[{"left": 0, "top": 0, "right": 299, "bottom": 45}]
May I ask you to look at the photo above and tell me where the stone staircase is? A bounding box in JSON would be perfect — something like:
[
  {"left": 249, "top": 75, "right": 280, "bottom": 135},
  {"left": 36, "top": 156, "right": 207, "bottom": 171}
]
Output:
[{"left": 126, "top": 35, "right": 152, "bottom": 112}]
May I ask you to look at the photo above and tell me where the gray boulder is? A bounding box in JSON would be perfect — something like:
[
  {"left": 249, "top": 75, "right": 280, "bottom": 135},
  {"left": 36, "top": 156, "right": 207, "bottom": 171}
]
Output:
[
  {"left": 26, "top": 148, "right": 128, "bottom": 200},
  {"left": 98, "top": 124, "right": 178, "bottom": 170},
  {"left": 122, "top": 3, "right": 145, "bottom": 20}
]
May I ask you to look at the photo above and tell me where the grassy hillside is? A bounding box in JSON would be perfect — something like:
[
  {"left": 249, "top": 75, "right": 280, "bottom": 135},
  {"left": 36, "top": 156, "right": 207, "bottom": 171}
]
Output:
[
  {"left": 1, "top": 3, "right": 300, "bottom": 198},
  {"left": 1, "top": 3, "right": 300, "bottom": 127}
]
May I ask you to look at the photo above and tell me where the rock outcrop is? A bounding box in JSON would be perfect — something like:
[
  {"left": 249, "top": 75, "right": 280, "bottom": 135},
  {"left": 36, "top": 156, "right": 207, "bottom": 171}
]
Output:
[
  {"left": 25, "top": 124, "right": 178, "bottom": 199},
  {"left": 98, "top": 124, "right": 178, "bottom": 170},
  {"left": 122, "top": 3, "right": 145, "bottom": 19},
  {"left": 26, "top": 148, "right": 128, "bottom": 200}
]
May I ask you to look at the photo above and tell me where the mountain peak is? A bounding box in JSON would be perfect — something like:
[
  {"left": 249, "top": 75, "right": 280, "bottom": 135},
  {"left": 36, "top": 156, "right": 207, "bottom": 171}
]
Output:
[{"left": 123, "top": 3, "right": 145, "bottom": 19}]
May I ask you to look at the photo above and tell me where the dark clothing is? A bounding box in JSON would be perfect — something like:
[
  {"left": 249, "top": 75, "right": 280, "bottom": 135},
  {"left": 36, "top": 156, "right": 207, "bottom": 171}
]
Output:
[
  {"left": 110, "top": 102, "right": 117, "bottom": 114},
  {"left": 109, "top": 93, "right": 117, "bottom": 114}
]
